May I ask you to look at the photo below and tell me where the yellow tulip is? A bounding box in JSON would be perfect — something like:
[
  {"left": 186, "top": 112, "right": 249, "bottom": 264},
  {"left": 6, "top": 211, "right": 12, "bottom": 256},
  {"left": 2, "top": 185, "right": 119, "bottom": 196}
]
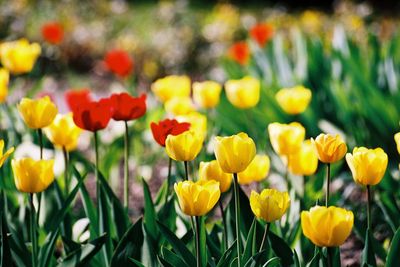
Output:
[
  {"left": 214, "top": 132, "right": 256, "bottom": 173},
  {"left": 165, "top": 96, "right": 195, "bottom": 116},
  {"left": 301, "top": 205, "right": 354, "bottom": 247},
  {"left": 0, "top": 39, "right": 41, "bottom": 74},
  {"left": 0, "top": 140, "right": 14, "bottom": 168},
  {"left": 288, "top": 140, "right": 318, "bottom": 176},
  {"left": 166, "top": 130, "right": 204, "bottom": 161},
  {"left": 394, "top": 132, "right": 400, "bottom": 154},
  {"left": 12, "top": 158, "right": 55, "bottom": 193},
  {"left": 151, "top": 75, "right": 191, "bottom": 103},
  {"left": 193, "top": 81, "right": 222, "bottom": 108},
  {"left": 224, "top": 76, "right": 260, "bottom": 109},
  {"left": 275, "top": 86, "right": 312, "bottom": 115},
  {"left": 44, "top": 113, "right": 82, "bottom": 151},
  {"left": 174, "top": 180, "right": 221, "bottom": 216},
  {"left": 268, "top": 122, "right": 305, "bottom": 156},
  {"left": 17, "top": 96, "right": 58, "bottom": 129},
  {"left": 312, "top": 133, "right": 347, "bottom": 163},
  {"left": 0, "top": 68, "right": 9, "bottom": 103},
  {"left": 250, "top": 189, "right": 290, "bottom": 222},
  {"left": 177, "top": 112, "right": 207, "bottom": 139},
  {"left": 238, "top": 154, "right": 270, "bottom": 185},
  {"left": 199, "top": 160, "right": 232, "bottom": 193},
  {"left": 345, "top": 147, "right": 388, "bottom": 186}
]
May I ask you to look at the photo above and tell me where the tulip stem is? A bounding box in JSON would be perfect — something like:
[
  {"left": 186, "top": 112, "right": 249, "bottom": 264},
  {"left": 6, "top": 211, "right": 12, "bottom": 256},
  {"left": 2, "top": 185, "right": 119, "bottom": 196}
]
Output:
[
  {"left": 325, "top": 163, "right": 331, "bottom": 207},
  {"left": 94, "top": 131, "right": 100, "bottom": 193},
  {"left": 259, "top": 222, "right": 270, "bottom": 252},
  {"left": 62, "top": 147, "right": 69, "bottom": 196},
  {"left": 233, "top": 173, "right": 241, "bottom": 267},
  {"left": 124, "top": 121, "right": 129, "bottom": 210},
  {"left": 165, "top": 157, "right": 172, "bottom": 204},
  {"left": 195, "top": 216, "right": 201, "bottom": 267},
  {"left": 219, "top": 199, "right": 228, "bottom": 251},
  {"left": 367, "top": 185, "right": 372, "bottom": 230},
  {"left": 36, "top": 129, "right": 43, "bottom": 225},
  {"left": 327, "top": 247, "right": 332, "bottom": 267},
  {"left": 29, "top": 193, "right": 38, "bottom": 267},
  {"left": 184, "top": 161, "right": 189, "bottom": 180}
]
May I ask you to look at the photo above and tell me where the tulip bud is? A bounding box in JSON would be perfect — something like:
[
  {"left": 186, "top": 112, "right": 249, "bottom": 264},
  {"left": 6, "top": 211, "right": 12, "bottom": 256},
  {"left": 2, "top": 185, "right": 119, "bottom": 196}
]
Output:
[
  {"left": 301, "top": 205, "right": 354, "bottom": 247},
  {"left": 151, "top": 75, "right": 191, "bottom": 103},
  {"left": 224, "top": 76, "right": 260, "bottom": 109},
  {"left": 0, "top": 39, "right": 41, "bottom": 74},
  {"left": 312, "top": 133, "right": 347, "bottom": 163},
  {"left": 176, "top": 112, "right": 207, "bottom": 139},
  {"left": 165, "top": 96, "right": 195, "bottom": 116},
  {"left": 250, "top": 189, "right": 290, "bottom": 222},
  {"left": 238, "top": 154, "right": 270, "bottom": 185},
  {"left": 394, "top": 132, "right": 400, "bottom": 155},
  {"left": 199, "top": 160, "right": 232, "bottom": 193},
  {"left": 0, "top": 68, "right": 9, "bottom": 103},
  {"left": 193, "top": 81, "right": 222, "bottom": 109},
  {"left": 288, "top": 140, "right": 318, "bottom": 176},
  {"left": 214, "top": 132, "right": 256, "bottom": 173},
  {"left": 174, "top": 180, "right": 220, "bottom": 216},
  {"left": 0, "top": 140, "right": 14, "bottom": 168},
  {"left": 268, "top": 122, "right": 305, "bottom": 156},
  {"left": 345, "top": 147, "right": 388, "bottom": 186},
  {"left": 166, "top": 130, "right": 204, "bottom": 161},
  {"left": 18, "top": 96, "right": 58, "bottom": 129},
  {"left": 45, "top": 113, "right": 82, "bottom": 151},
  {"left": 275, "top": 86, "right": 312, "bottom": 115}
]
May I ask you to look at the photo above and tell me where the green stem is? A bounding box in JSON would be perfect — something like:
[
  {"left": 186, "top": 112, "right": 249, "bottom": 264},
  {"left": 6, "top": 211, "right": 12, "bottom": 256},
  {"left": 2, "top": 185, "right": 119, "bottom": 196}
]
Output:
[
  {"left": 219, "top": 199, "right": 228, "bottom": 251},
  {"left": 30, "top": 193, "right": 38, "bottom": 267},
  {"left": 259, "top": 222, "right": 270, "bottom": 252},
  {"left": 94, "top": 131, "right": 100, "bottom": 195},
  {"left": 36, "top": 129, "right": 43, "bottom": 226},
  {"left": 327, "top": 247, "right": 333, "bottom": 267},
  {"left": 286, "top": 156, "right": 292, "bottom": 192},
  {"left": 325, "top": 163, "right": 331, "bottom": 207},
  {"left": 124, "top": 121, "right": 129, "bottom": 210},
  {"left": 195, "top": 216, "right": 201, "bottom": 267},
  {"left": 165, "top": 157, "right": 172, "bottom": 203},
  {"left": 38, "top": 129, "right": 43, "bottom": 159},
  {"left": 367, "top": 185, "right": 372, "bottom": 230},
  {"left": 184, "top": 161, "right": 189, "bottom": 180},
  {"left": 233, "top": 173, "right": 241, "bottom": 267},
  {"left": 62, "top": 147, "right": 69, "bottom": 196}
]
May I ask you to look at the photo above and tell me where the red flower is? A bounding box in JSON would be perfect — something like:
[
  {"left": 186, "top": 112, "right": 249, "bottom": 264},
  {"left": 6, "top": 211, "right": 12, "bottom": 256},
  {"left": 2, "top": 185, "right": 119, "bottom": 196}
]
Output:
[
  {"left": 104, "top": 49, "right": 134, "bottom": 78},
  {"left": 110, "top": 93, "right": 146, "bottom": 121},
  {"left": 72, "top": 98, "right": 112, "bottom": 132},
  {"left": 41, "top": 22, "right": 64, "bottom": 45},
  {"left": 150, "top": 119, "right": 191, "bottom": 147},
  {"left": 65, "top": 89, "right": 92, "bottom": 112},
  {"left": 250, "top": 23, "right": 274, "bottom": 47},
  {"left": 228, "top": 42, "right": 250, "bottom": 65}
]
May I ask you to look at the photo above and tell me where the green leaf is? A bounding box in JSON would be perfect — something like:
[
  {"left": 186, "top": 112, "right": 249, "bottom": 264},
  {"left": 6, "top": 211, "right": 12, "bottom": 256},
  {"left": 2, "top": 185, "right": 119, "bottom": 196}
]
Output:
[
  {"left": 0, "top": 213, "right": 13, "bottom": 267},
  {"left": 98, "top": 183, "right": 113, "bottom": 266},
  {"left": 362, "top": 228, "right": 377, "bottom": 267},
  {"left": 62, "top": 236, "right": 81, "bottom": 255},
  {"left": 160, "top": 246, "right": 189, "bottom": 267},
  {"left": 57, "top": 234, "right": 107, "bottom": 267},
  {"left": 142, "top": 178, "right": 158, "bottom": 242},
  {"left": 242, "top": 218, "right": 257, "bottom": 264},
  {"left": 268, "top": 231, "right": 294, "bottom": 266},
  {"left": 243, "top": 250, "right": 266, "bottom": 267},
  {"left": 216, "top": 241, "right": 237, "bottom": 267},
  {"left": 76, "top": 171, "right": 98, "bottom": 237},
  {"left": 8, "top": 226, "right": 31, "bottom": 267},
  {"left": 262, "top": 257, "right": 280, "bottom": 267},
  {"left": 386, "top": 227, "right": 400, "bottom": 267},
  {"left": 157, "top": 221, "right": 196, "bottom": 267},
  {"left": 110, "top": 218, "right": 144, "bottom": 267},
  {"left": 129, "top": 258, "right": 146, "bottom": 267}
]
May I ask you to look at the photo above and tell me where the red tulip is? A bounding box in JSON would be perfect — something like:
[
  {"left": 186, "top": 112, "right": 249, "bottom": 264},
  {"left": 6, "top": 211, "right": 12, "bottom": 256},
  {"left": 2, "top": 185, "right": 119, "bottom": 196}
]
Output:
[
  {"left": 104, "top": 49, "right": 134, "bottom": 78},
  {"left": 65, "top": 89, "right": 92, "bottom": 112},
  {"left": 228, "top": 41, "right": 250, "bottom": 65},
  {"left": 250, "top": 23, "right": 274, "bottom": 47},
  {"left": 72, "top": 98, "right": 112, "bottom": 132},
  {"left": 41, "top": 22, "right": 64, "bottom": 45},
  {"left": 150, "top": 119, "right": 190, "bottom": 147},
  {"left": 110, "top": 93, "right": 146, "bottom": 121}
]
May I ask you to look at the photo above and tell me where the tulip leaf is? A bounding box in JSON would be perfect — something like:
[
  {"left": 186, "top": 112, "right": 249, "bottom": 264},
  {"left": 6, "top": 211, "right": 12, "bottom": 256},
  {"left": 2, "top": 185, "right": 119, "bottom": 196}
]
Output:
[
  {"left": 377, "top": 193, "right": 399, "bottom": 233},
  {"left": 0, "top": 213, "right": 13, "bottom": 267},
  {"left": 386, "top": 227, "right": 400, "bottom": 267},
  {"left": 243, "top": 249, "right": 267, "bottom": 267},
  {"left": 216, "top": 241, "right": 237, "bottom": 267},
  {"left": 129, "top": 258, "right": 146, "bottom": 267},
  {"left": 307, "top": 249, "right": 321, "bottom": 267},
  {"left": 110, "top": 217, "right": 144, "bottom": 267},
  {"left": 157, "top": 221, "right": 196, "bottom": 267},
  {"left": 142, "top": 178, "right": 158, "bottom": 242},
  {"left": 98, "top": 182, "right": 113, "bottom": 265},
  {"left": 206, "top": 224, "right": 222, "bottom": 259},
  {"left": 362, "top": 228, "right": 377, "bottom": 267},
  {"left": 268, "top": 231, "right": 294, "bottom": 266},
  {"left": 242, "top": 218, "right": 257, "bottom": 264},
  {"left": 61, "top": 236, "right": 81, "bottom": 255},
  {"left": 262, "top": 257, "right": 280, "bottom": 267},
  {"left": 56, "top": 233, "right": 107, "bottom": 267},
  {"left": 7, "top": 225, "right": 31, "bottom": 267},
  {"left": 160, "top": 246, "right": 190, "bottom": 267}
]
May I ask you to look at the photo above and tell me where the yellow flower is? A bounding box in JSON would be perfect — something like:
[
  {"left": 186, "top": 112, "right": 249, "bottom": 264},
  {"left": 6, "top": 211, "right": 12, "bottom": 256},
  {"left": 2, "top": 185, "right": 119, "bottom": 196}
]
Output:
[
  {"left": 224, "top": 76, "right": 260, "bottom": 109},
  {"left": 165, "top": 96, "right": 195, "bottom": 116},
  {"left": 17, "top": 96, "right": 58, "bottom": 129},
  {"left": 193, "top": 81, "right": 222, "bottom": 108},
  {"left": 268, "top": 122, "right": 305, "bottom": 156},
  {"left": 238, "top": 154, "right": 270, "bottom": 185},
  {"left": 288, "top": 140, "right": 318, "bottom": 176},
  {"left": 44, "top": 113, "right": 82, "bottom": 151},
  {"left": 177, "top": 112, "right": 207, "bottom": 139},
  {"left": 345, "top": 147, "right": 388, "bottom": 186},
  {"left": 0, "top": 68, "right": 9, "bottom": 103},
  {"left": 151, "top": 75, "right": 191, "bottom": 103},
  {"left": 394, "top": 132, "right": 400, "bottom": 154},
  {"left": 0, "top": 39, "right": 41, "bottom": 74},
  {"left": 275, "top": 86, "right": 312, "bottom": 115},
  {"left": 301, "top": 205, "right": 354, "bottom": 247},
  {"left": 312, "top": 134, "right": 347, "bottom": 163},
  {"left": 12, "top": 158, "right": 55, "bottom": 193},
  {"left": 174, "top": 180, "right": 221, "bottom": 216},
  {"left": 250, "top": 189, "right": 290, "bottom": 222},
  {"left": 199, "top": 160, "right": 232, "bottom": 193},
  {"left": 166, "top": 130, "right": 204, "bottom": 161},
  {"left": 214, "top": 132, "right": 256, "bottom": 173},
  {"left": 0, "top": 140, "right": 14, "bottom": 168}
]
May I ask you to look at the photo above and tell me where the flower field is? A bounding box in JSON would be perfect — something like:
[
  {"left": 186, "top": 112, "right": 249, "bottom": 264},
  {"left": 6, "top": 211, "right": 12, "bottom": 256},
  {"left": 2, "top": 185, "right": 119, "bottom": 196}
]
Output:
[{"left": 0, "top": 1, "right": 400, "bottom": 267}]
